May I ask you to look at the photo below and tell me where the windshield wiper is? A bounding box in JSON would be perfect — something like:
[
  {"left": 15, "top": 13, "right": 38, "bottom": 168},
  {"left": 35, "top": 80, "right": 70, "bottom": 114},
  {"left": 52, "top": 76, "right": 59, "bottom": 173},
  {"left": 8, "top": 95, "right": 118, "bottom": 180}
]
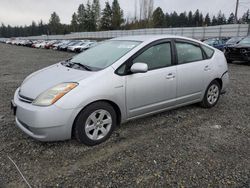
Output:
[{"left": 69, "top": 62, "right": 93, "bottom": 71}]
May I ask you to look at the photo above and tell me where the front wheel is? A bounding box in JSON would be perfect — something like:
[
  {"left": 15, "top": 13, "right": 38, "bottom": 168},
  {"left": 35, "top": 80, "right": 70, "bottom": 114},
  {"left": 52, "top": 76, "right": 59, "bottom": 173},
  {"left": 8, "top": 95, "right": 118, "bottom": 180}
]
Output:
[
  {"left": 200, "top": 80, "right": 221, "bottom": 108},
  {"left": 74, "top": 102, "right": 117, "bottom": 146}
]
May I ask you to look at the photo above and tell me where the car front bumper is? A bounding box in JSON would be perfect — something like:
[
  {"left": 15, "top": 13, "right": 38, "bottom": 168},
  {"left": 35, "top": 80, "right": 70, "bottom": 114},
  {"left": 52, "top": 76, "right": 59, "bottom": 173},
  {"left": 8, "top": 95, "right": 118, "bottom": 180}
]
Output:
[
  {"left": 12, "top": 88, "right": 79, "bottom": 142},
  {"left": 225, "top": 51, "right": 250, "bottom": 62},
  {"left": 221, "top": 71, "right": 229, "bottom": 94}
]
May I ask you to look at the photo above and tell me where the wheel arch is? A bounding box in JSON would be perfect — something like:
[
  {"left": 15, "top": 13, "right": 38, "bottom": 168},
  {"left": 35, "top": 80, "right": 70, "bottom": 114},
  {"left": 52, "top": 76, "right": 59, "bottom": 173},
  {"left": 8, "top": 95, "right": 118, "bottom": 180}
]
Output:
[
  {"left": 71, "top": 99, "right": 122, "bottom": 138},
  {"left": 214, "top": 78, "right": 223, "bottom": 89}
]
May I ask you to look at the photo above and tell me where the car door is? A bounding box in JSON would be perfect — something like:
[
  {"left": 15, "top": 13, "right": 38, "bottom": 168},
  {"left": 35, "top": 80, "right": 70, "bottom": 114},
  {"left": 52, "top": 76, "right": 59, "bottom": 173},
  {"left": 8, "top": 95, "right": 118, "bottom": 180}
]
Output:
[
  {"left": 174, "top": 39, "right": 211, "bottom": 104},
  {"left": 123, "top": 41, "right": 177, "bottom": 118}
]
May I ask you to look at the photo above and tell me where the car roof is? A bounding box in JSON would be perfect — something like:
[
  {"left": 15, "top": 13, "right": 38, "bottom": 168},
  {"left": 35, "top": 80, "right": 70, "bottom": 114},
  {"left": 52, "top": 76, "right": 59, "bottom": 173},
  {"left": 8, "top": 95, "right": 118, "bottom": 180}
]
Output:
[{"left": 111, "top": 35, "right": 199, "bottom": 43}]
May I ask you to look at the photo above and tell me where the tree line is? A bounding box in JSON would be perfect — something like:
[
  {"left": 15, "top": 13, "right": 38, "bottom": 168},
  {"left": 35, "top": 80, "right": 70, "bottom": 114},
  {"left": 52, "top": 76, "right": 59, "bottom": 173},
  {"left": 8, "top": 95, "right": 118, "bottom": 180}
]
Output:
[{"left": 0, "top": 0, "right": 249, "bottom": 38}]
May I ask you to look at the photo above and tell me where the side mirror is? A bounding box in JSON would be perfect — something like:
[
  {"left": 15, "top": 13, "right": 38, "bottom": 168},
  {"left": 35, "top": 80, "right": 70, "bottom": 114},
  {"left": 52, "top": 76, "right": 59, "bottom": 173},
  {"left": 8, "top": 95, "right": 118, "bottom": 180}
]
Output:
[{"left": 130, "top": 63, "right": 148, "bottom": 74}]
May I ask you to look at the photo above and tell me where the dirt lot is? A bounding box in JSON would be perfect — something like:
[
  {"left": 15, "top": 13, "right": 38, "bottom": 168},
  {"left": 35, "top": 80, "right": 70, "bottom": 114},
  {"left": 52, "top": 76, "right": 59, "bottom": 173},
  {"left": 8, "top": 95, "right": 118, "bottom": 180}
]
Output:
[{"left": 0, "top": 43, "right": 249, "bottom": 187}]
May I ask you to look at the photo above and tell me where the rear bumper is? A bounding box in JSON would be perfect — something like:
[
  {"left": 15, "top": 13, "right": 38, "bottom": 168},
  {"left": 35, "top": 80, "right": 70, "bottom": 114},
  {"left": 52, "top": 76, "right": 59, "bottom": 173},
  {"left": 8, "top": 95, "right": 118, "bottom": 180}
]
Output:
[{"left": 12, "top": 88, "right": 79, "bottom": 141}]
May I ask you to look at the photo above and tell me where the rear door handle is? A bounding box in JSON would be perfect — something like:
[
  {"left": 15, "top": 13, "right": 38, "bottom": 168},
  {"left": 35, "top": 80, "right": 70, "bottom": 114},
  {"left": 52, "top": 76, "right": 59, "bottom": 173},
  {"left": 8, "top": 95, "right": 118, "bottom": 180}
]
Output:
[
  {"left": 166, "top": 73, "right": 175, "bottom": 79},
  {"left": 204, "top": 65, "right": 211, "bottom": 71}
]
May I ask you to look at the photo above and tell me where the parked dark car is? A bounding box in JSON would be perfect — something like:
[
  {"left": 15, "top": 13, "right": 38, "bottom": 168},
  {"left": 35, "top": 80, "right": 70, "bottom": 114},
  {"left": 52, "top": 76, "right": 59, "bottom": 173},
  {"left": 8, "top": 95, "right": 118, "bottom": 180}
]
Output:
[
  {"left": 224, "top": 36, "right": 244, "bottom": 48},
  {"left": 24, "top": 40, "right": 34, "bottom": 47},
  {"left": 203, "top": 38, "right": 229, "bottom": 51},
  {"left": 224, "top": 36, "right": 250, "bottom": 63}
]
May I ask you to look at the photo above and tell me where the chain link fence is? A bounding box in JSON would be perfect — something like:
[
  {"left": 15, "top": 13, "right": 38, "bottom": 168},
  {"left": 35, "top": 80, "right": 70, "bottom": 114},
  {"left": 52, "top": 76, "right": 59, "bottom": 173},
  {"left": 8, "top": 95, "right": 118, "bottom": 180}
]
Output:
[{"left": 22, "top": 24, "right": 250, "bottom": 40}]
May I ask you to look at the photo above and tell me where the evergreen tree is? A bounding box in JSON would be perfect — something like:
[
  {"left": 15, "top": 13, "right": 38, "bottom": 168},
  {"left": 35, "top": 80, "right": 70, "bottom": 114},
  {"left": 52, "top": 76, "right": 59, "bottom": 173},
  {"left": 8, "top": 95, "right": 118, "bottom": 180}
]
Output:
[
  {"left": 0, "top": 23, "right": 7, "bottom": 37},
  {"left": 30, "top": 21, "right": 37, "bottom": 36},
  {"left": 48, "top": 12, "right": 61, "bottom": 34},
  {"left": 204, "top": 13, "right": 211, "bottom": 26},
  {"left": 194, "top": 9, "right": 200, "bottom": 26},
  {"left": 100, "top": 2, "right": 112, "bottom": 30},
  {"left": 92, "top": 0, "right": 101, "bottom": 29},
  {"left": 38, "top": 20, "right": 47, "bottom": 35},
  {"left": 217, "top": 11, "right": 226, "bottom": 25},
  {"left": 170, "top": 11, "right": 178, "bottom": 27},
  {"left": 212, "top": 16, "right": 218, "bottom": 26},
  {"left": 199, "top": 13, "right": 204, "bottom": 26},
  {"left": 7, "top": 25, "right": 13, "bottom": 37},
  {"left": 241, "top": 9, "right": 250, "bottom": 23},
  {"left": 179, "top": 12, "right": 188, "bottom": 27},
  {"left": 1, "top": 5, "right": 246, "bottom": 38},
  {"left": 227, "top": 13, "right": 235, "bottom": 24},
  {"left": 77, "top": 4, "right": 86, "bottom": 31},
  {"left": 85, "top": 0, "right": 96, "bottom": 31},
  {"left": 165, "top": 13, "right": 171, "bottom": 27},
  {"left": 152, "top": 7, "right": 165, "bottom": 27},
  {"left": 188, "top": 11, "right": 194, "bottom": 26},
  {"left": 71, "top": 12, "right": 79, "bottom": 32},
  {"left": 111, "top": 0, "right": 124, "bottom": 30}
]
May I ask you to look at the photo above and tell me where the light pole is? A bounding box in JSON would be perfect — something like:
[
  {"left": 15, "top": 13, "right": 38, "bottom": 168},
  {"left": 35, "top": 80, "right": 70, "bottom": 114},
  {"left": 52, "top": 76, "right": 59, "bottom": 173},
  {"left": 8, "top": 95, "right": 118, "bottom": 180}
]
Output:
[{"left": 235, "top": 0, "right": 239, "bottom": 23}]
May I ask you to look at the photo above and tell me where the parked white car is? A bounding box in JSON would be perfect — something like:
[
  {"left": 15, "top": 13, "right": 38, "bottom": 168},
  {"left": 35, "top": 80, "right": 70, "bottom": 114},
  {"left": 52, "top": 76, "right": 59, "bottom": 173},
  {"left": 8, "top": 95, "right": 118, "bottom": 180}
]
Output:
[
  {"left": 79, "top": 42, "right": 97, "bottom": 52},
  {"left": 12, "top": 35, "right": 229, "bottom": 146},
  {"left": 67, "top": 41, "right": 85, "bottom": 52}
]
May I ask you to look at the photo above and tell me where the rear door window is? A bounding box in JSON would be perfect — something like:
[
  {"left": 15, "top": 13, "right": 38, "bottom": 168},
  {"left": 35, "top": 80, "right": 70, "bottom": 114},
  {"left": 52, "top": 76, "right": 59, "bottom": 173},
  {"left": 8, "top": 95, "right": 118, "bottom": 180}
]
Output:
[{"left": 175, "top": 42, "right": 204, "bottom": 64}]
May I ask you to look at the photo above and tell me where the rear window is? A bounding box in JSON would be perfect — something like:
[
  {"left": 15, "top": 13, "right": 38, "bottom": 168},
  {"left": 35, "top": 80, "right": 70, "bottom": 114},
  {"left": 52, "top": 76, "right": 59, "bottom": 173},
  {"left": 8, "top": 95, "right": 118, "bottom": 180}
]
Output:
[{"left": 202, "top": 45, "right": 214, "bottom": 59}]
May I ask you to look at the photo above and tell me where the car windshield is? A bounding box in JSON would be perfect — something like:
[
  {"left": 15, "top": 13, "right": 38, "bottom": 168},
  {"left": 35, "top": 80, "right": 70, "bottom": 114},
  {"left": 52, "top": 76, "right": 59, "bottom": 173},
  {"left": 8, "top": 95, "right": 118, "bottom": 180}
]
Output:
[
  {"left": 70, "top": 41, "right": 81, "bottom": 46},
  {"left": 68, "top": 41, "right": 78, "bottom": 46},
  {"left": 204, "top": 39, "right": 216, "bottom": 45},
  {"left": 70, "top": 40, "right": 141, "bottom": 70},
  {"left": 239, "top": 37, "right": 250, "bottom": 44}
]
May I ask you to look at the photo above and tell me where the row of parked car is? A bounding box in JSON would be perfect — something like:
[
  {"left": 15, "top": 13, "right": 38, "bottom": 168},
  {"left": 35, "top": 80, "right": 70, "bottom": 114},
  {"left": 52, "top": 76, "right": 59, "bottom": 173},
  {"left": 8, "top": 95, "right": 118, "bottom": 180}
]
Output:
[
  {"left": 2, "top": 39, "right": 98, "bottom": 53},
  {"left": 203, "top": 36, "right": 250, "bottom": 63},
  {"left": 1, "top": 36, "right": 249, "bottom": 63}
]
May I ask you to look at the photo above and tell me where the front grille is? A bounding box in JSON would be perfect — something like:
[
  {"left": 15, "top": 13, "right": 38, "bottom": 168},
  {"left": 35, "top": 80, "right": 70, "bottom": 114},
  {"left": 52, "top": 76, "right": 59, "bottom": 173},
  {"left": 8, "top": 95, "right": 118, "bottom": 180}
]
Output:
[
  {"left": 228, "top": 48, "right": 240, "bottom": 55},
  {"left": 240, "top": 49, "right": 247, "bottom": 53},
  {"left": 18, "top": 94, "right": 33, "bottom": 103}
]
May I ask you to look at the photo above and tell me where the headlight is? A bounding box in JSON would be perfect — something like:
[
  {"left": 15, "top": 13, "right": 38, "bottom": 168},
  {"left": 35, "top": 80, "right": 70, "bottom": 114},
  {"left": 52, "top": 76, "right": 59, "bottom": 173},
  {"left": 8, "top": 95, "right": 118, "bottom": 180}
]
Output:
[{"left": 33, "top": 83, "right": 78, "bottom": 106}]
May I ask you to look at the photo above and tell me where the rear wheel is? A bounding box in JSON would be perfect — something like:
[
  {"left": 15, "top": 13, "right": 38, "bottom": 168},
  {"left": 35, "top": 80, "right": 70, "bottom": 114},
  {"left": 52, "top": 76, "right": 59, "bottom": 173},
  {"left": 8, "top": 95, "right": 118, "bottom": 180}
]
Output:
[
  {"left": 200, "top": 80, "right": 221, "bottom": 108},
  {"left": 74, "top": 102, "right": 117, "bottom": 146}
]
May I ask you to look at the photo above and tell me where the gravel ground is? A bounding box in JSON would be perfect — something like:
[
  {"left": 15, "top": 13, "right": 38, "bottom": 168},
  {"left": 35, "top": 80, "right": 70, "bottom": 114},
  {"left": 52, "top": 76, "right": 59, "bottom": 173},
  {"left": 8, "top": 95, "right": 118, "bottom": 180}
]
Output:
[{"left": 0, "top": 43, "right": 249, "bottom": 187}]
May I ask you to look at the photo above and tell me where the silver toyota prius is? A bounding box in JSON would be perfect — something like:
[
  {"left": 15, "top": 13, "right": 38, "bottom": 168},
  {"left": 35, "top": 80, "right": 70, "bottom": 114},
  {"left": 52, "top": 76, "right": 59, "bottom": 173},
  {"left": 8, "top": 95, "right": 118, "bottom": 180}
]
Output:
[{"left": 11, "top": 35, "right": 229, "bottom": 146}]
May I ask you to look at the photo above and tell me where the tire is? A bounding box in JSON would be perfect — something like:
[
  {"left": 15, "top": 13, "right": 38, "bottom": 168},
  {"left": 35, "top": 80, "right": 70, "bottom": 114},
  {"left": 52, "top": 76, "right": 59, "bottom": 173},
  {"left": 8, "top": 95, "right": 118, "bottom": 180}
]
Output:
[
  {"left": 74, "top": 102, "right": 117, "bottom": 146},
  {"left": 200, "top": 80, "right": 221, "bottom": 108}
]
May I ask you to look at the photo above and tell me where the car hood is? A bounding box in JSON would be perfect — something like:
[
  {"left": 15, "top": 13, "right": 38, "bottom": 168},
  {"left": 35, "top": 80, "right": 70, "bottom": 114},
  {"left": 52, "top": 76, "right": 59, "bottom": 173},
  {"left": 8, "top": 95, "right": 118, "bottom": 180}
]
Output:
[
  {"left": 19, "top": 63, "right": 94, "bottom": 99},
  {"left": 72, "top": 45, "right": 82, "bottom": 48},
  {"left": 68, "top": 46, "right": 79, "bottom": 49},
  {"left": 228, "top": 43, "right": 250, "bottom": 48}
]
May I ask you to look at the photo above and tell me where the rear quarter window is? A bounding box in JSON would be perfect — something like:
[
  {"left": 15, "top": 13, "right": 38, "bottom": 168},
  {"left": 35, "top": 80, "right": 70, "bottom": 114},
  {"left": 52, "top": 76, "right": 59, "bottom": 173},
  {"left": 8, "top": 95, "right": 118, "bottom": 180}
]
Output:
[{"left": 202, "top": 45, "right": 214, "bottom": 59}]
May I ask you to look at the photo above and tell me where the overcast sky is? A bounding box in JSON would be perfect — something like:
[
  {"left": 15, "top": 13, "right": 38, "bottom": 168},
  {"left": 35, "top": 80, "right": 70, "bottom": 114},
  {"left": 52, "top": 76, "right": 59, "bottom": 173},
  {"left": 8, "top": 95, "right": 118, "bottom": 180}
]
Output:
[{"left": 0, "top": 0, "right": 249, "bottom": 26}]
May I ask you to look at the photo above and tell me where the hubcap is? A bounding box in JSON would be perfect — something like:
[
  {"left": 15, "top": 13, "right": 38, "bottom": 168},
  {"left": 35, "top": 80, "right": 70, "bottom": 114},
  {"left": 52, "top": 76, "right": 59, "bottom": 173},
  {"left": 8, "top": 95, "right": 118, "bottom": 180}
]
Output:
[
  {"left": 207, "top": 84, "right": 219, "bottom": 105},
  {"left": 85, "top": 109, "right": 112, "bottom": 141}
]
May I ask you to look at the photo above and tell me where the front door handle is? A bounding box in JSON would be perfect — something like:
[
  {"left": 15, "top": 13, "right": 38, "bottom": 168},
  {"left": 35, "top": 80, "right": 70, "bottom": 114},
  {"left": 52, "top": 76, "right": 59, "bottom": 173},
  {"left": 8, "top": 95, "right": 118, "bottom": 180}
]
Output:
[{"left": 166, "top": 73, "right": 175, "bottom": 79}]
